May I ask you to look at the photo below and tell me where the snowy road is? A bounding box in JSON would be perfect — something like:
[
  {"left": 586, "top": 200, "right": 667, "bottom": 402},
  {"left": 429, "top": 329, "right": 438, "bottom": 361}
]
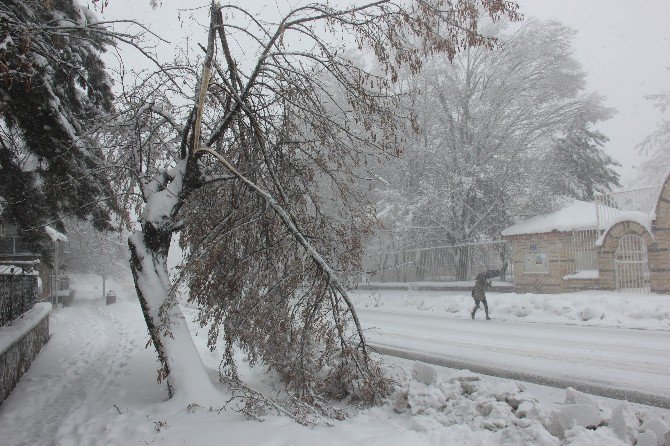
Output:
[{"left": 359, "top": 309, "right": 670, "bottom": 408}]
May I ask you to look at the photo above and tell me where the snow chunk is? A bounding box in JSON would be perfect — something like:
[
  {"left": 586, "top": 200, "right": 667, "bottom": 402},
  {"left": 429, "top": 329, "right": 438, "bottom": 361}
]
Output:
[
  {"left": 637, "top": 430, "right": 658, "bottom": 446},
  {"left": 547, "top": 404, "right": 601, "bottom": 439},
  {"left": 406, "top": 381, "right": 446, "bottom": 415},
  {"left": 564, "top": 426, "right": 627, "bottom": 446},
  {"left": 501, "top": 421, "right": 559, "bottom": 446},
  {"left": 564, "top": 387, "right": 598, "bottom": 409},
  {"left": 609, "top": 402, "right": 638, "bottom": 444},
  {"left": 44, "top": 226, "right": 68, "bottom": 242},
  {"left": 412, "top": 361, "right": 437, "bottom": 386},
  {"left": 639, "top": 417, "right": 668, "bottom": 446},
  {"left": 446, "top": 369, "right": 480, "bottom": 384}
]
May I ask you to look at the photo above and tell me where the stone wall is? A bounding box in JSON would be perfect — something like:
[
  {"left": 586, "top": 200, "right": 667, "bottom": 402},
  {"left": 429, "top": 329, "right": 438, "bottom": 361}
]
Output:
[
  {"left": 650, "top": 175, "right": 670, "bottom": 293},
  {"left": 597, "top": 220, "right": 655, "bottom": 291},
  {"left": 0, "top": 303, "right": 50, "bottom": 404},
  {"left": 506, "top": 232, "right": 574, "bottom": 293}
]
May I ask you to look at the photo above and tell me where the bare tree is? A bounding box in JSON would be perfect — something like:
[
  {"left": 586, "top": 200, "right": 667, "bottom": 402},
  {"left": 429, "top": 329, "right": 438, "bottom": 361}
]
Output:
[
  {"left": 64, "top": 218, "right": 129, "bottom": 298},
  {"left": 103, "top": 1, "right": 520, "bottom": 407}
]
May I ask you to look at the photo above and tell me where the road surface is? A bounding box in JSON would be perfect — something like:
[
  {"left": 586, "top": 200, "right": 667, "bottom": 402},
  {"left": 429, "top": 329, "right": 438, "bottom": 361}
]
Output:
[{"left": 359, "top": 309, "right": 670, "bottom": 408}]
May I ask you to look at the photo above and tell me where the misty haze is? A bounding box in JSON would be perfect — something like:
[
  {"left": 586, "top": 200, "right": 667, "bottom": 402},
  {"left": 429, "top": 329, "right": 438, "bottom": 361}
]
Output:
[{"left": 0, "top": 1, "right": 669, "bottom": 445}]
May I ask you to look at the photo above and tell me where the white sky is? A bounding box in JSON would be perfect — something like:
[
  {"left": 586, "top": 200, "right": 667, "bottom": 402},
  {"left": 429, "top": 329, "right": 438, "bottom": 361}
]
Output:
[{"left": 91, "top": 0, "right": 670, "bottom": 186}]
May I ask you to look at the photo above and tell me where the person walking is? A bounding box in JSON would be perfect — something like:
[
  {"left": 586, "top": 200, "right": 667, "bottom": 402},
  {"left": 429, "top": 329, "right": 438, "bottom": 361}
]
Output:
[{"left": 471, "top": 259, "right": 507, "bottom": 320}]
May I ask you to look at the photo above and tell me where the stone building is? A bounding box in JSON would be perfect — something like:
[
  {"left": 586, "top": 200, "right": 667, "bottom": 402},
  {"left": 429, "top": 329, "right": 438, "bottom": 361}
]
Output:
[{"left": 501, "top": 174, "right": 670, "bottom": 294}]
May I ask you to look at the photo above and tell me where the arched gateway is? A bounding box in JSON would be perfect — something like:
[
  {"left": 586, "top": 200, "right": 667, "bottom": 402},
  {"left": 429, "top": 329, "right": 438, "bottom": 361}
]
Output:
[{"left": 614, "top": 234, "right": 650, "bottom": 292}]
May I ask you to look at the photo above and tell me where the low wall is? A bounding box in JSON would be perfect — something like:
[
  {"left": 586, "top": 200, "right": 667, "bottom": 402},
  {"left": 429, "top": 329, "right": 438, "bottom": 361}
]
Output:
[
  {"left": 0, "top": 302, "right": 51, "bottom": 403},
  {"left": 357, "top": 281, "right": 514, "bottom": 292}
]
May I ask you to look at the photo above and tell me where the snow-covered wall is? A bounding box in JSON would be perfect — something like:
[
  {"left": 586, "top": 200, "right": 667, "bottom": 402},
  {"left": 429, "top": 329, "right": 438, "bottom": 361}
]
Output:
[{"left": 0, "top": 303, "right": 50, "bottom": 404}]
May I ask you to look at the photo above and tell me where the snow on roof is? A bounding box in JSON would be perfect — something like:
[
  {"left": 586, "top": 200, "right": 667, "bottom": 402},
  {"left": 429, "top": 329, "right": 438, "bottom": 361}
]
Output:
[
  {"left": 594, "top": 210, "right": 654, "bottom": 247},
  {"left": 501, "top": 200, "right": 602, "bottom": 236},
  {"left": 501, "top": 200, "right": 654, "bottom": 237},
  {"left": 44, "top": 226, "right": 68, "bottom": 243}
]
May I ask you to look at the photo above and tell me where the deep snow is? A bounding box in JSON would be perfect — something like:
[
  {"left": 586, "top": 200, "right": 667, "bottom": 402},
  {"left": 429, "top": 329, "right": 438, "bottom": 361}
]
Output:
[{"left": 0, "top": 277, "right": 669, "bottom": 445}]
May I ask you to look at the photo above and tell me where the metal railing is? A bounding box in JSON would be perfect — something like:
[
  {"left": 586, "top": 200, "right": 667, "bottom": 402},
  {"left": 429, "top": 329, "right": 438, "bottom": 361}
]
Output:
[
  {"left": 0, "top": 261, "right": 40, "bottom": 326},
  {"left": 614, "top": 234, "right": 651, "bottom": 293},
  {"left": 362, "top": 241, "right": 512, "bottom": 284},
  {"left": 595, "top": 184, "right": 661, "bottom": 231},
  {"left": 564, "top": 228, "right": 600, "bottom": 276}
]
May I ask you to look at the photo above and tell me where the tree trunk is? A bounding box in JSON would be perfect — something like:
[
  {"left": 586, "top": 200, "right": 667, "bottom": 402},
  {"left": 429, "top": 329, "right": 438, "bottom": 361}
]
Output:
[
  {"left": 102, "top": 276, "right": 106, "bottom": 299},
  {"left": 128, "top": 161, "right": 221, "bottom": 405},
  {"left": 129, "top": 228, "right": 220, "bottom": 405}
]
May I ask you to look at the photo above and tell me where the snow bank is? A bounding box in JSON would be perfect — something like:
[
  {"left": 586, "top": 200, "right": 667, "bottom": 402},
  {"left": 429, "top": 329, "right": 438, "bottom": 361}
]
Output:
[
  {"left": 393, "top": 362, "right": 670, "bottom": 446},
  {"left": 351, "top": 289, "right": 670, "bottom": 330},
  {"left": 0, "top": 302, "right": 51, "bottom": 354}
]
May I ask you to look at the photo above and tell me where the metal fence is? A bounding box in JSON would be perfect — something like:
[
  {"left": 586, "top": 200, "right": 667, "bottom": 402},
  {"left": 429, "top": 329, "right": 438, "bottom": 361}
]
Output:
[
  {"left": 0, "top": 262, "right": 40, "bottom": 326},
  {"left": 362, "top": 241, "right": 512, "bottom": 284},
  {"left": 595, "top": 184, "right": 661, "bottom": 231},
  {"left": 615, "top": 234, "right": 651, "bottom": 293},
  {"left": 564, "top": 228, "right": 600, "bottom": 276}
]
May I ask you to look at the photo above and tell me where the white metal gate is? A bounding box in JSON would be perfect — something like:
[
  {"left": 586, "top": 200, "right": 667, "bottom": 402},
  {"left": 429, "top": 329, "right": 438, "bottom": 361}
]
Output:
[{"left": 615, "top": 235, "right": 650, "bottom": 293}]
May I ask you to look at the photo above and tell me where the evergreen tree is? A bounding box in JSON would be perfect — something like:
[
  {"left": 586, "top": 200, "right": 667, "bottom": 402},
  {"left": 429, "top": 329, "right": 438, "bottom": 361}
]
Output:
[
  {"left": 636, "top": 92, "right": 670, "bottom": 185},
  {"left": 0, "top": 0, "right": 117, "bottom": 259},
  {"left": 547, "top": 98, "right": 621, "bottom": 200}
]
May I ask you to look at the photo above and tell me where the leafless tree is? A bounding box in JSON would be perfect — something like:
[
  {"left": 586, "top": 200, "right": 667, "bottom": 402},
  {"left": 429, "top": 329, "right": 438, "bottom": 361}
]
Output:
[{"left": 103, "top": 0, "right": 521, "bottom": 408}]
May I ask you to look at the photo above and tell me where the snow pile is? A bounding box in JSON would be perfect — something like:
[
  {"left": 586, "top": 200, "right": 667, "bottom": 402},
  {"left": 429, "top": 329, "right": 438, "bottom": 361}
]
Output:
[
  {"left": 352, "top": 289, "right": 670, "bottom": 330},
  {"left": 393, "top": 362, "right": 670, "bottom": 446}
]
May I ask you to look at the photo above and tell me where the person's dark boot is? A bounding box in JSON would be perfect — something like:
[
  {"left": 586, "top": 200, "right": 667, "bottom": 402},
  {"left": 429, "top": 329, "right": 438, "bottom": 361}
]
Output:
[
  {"left": 471, "top": 308, "right": 476, "bottom": 319},
  {"left": 486, "top": 316, "right": 491, "bottom": 320}
]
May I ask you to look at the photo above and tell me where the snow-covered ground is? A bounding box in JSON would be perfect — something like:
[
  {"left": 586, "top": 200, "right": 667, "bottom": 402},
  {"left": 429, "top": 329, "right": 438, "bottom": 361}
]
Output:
[
  {"left": 350, "top": 289, "right": 670, "bottom": 330},
  {"left": 352, "top": 289, "right": 670, "bottom": 405},
  {"left": 0, "top": 278, "right": 669, "bottom": 445}
]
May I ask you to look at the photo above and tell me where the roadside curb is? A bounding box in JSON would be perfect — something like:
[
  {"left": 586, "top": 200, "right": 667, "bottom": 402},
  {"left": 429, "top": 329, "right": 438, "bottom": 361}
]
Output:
[{"left": 369, "top": 343, "right": 670, "bottom": 409}]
